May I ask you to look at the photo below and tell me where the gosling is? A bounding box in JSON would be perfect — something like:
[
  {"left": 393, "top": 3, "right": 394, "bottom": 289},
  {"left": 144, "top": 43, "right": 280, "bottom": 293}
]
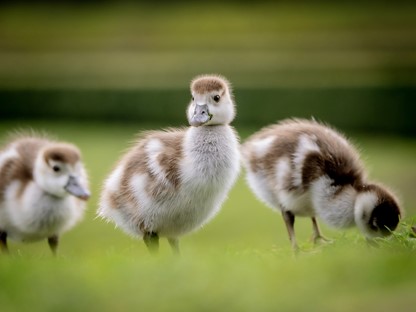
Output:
[
  {"left": 0, "top": 133, "right": 90, "bottom": 254},
  {"left": 98, "top": 74, "right": 240, "bottom": 254},
  {"left": 241, "top": 118, "right": 402, "bottom": 250}
]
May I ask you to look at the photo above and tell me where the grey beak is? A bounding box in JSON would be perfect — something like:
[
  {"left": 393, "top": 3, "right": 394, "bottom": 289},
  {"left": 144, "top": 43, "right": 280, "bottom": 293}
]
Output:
[
  {"left": 190, "top": 104, "right": 212, "bottom": 127},
  {"left": 65, "top": 176, "right": 90, "bottom": 200}
]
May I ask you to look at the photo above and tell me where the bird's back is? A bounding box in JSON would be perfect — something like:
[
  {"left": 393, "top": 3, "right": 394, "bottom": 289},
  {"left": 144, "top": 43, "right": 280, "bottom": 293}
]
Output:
[
  {"left": 0, "top": 136, "right": 50, "bottom": 202},
  {"left": 243, "top": 119, "right": 365, "bottom": 193}
]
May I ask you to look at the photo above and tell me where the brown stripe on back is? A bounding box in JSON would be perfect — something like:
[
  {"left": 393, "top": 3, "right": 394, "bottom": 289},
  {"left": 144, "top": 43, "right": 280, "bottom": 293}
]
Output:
[
  {"left": 275, "top": 120, "right": 363, "bottom": 189},
  {"left": 144, "top": 131, "right": 184, "bottom": 200},
  {"left": 307, "top": 124, "right": 365, "bottom": 188},
  {"left": 245, "top": 123, "right": 298, "bottom": 175},
  {"left": 154, "top": 131, "right": 183, "bottom": 188},
  {"left": 43, "top": 144, "right": 81, "bottom": 165},
  {"left": 0, "top": 158, "right": 31, "bottom": 201},
  {"left": 244, "top": 118, "right": 365, "bottom": 191},
  {"left": 302, "top": 152, "right": 325, "bottom": 187},
  {"left": 107, "top": 150, "right": 146, "bottom": 212},
  {"left": 118, "top": 140, "right": 149, "bottom": 206},
  {"left": 0, "top": 137, "right": 50, "bottom": 201},
  {"left": 114, "top": 129, "right": 184, "bottom": 210}
]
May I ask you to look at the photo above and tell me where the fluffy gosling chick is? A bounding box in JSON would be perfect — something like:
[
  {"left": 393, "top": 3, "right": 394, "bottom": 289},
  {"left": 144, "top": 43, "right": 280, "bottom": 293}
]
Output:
[
  {"left": 0, "top": 134, "right": 90, "bottom": 254},
  {"left": 242, "top": 119, "right": 402, "bottom": 250},
  {"left": 98, "top": 75, "right": 240, "bottom": 254}
]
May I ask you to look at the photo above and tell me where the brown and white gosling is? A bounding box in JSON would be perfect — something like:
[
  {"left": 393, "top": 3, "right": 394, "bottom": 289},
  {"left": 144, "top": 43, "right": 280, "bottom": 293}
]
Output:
[
  {"left": 98, "top": 75, "right": 240, "bottom": 254},
  {"left": 0, "top": 133, "right": 90, "bottom": 254},
  {"left": 241, "top": 118, "right": 402, "bottom": 250}
]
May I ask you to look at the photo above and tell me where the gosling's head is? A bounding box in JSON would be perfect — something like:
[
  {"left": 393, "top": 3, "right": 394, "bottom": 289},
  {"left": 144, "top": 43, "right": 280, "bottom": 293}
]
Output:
[
  {"left": 187, "top": 74, "right": 235, "bottom": 127},
  {"left": 34, "top": 143, "right": 90, "bottom": 200},
  {"left": 354, "top": 184, "right": 402, "bottom": 238}
]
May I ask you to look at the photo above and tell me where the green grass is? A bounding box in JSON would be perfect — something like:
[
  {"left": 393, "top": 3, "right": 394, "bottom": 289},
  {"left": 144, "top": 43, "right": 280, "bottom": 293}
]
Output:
[{"left": 0, "top": 121, "right": 415, "bottom": 312}]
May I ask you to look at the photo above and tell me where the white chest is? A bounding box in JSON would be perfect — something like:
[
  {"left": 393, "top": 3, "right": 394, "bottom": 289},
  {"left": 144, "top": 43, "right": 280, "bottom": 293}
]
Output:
[
  {"left": 181, "top": 125, "right": 240, "bottom": 184},
  {"left": 151, "top": 126, "right": 241, "bottom": 236},
  {"left": 1, "top": 181, "right": 83, "bottom": 241}
]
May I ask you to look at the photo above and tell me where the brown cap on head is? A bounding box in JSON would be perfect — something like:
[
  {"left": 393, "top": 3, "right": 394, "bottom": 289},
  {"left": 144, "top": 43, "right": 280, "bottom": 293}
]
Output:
[
  {"left": 43, "top": 144, "right": 81, "bottom": 166},
  {"left": 191, "top": 75, "right": 231, "bottom": 94}
]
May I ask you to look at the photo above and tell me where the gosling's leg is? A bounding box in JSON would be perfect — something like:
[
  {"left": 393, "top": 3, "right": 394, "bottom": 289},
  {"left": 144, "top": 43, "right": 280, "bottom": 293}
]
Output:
[
  {"left": 0, "top": 231, "right": 9, "bottom": 254},
  {"left": 48, "top": 235, "right": 59, "bottom": 256},
  {"left": 311, "top": 217, "right": 330, "bottom": 245},
  {"left": 143, "top": 232, "right": 159, "bottom": 254},
  {"left": 282, "top": 211, "right": 298, "bottom": 251},
  {"left": 167, "top": 238, "right": 180, "bottom": 255}
]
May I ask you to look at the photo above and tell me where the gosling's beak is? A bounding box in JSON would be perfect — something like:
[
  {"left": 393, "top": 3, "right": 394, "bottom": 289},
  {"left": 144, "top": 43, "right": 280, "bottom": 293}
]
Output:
[
  {"left": 65, "top": 176, "right": 90, "bottom": 200},
  {"left": 190, "top": 104, "right": 212, "bottom": 127}
]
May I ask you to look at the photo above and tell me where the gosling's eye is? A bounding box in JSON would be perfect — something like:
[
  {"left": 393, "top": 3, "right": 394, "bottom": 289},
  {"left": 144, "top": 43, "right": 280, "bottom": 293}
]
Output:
[
  {"left": 191, "top": 96, "right": 194, "bottom": 101},
  {"left": 52, "top": 165, "right": 61, "bottom": 172},
  {"left": 213, "top": 95, "right": 221, "bottom": 102}
]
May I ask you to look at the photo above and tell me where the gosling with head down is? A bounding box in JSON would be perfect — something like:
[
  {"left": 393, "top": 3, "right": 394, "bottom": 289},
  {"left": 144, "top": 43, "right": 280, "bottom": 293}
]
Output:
[{"left": 242, "top": 119, "right": 402, "bottom": 250}]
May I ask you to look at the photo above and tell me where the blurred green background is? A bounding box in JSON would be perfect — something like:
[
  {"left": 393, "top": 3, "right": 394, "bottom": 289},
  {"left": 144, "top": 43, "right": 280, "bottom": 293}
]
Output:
[
  {"left": 1, "top": 1, "right": 416, "bottom": 312},
  {"left": 1, "top": 0, "right": 415, "bottom": 134}
]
